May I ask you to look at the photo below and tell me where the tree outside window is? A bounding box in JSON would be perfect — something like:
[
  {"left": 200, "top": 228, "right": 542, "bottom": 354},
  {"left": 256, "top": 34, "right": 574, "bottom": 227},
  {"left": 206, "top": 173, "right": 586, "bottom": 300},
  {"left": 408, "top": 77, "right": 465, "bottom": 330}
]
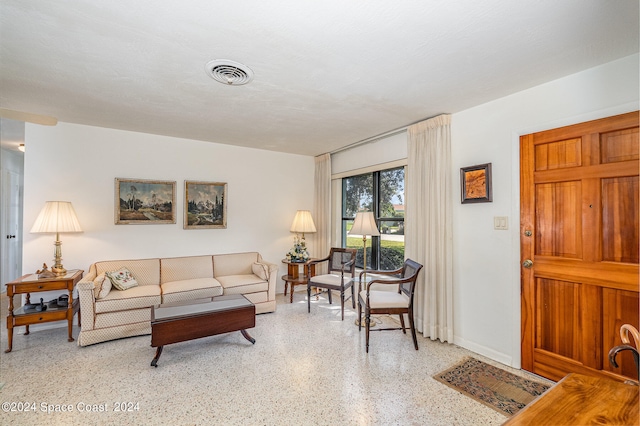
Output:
[{"left": 342, "top": 167, "right": 405, "bottom": 271}]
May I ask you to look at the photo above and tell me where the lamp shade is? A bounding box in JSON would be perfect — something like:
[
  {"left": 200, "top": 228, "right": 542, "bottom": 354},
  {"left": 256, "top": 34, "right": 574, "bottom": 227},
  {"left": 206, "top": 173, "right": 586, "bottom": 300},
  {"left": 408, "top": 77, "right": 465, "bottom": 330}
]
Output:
[
  {"left": 290, "top": 210, "right": 317, "bottom": 234},
  {"left": 30, "top": 201, "right": 83, "bottom": 234},
  {"left": 349, "top": 211, "right": 380, "bottom": 237}
]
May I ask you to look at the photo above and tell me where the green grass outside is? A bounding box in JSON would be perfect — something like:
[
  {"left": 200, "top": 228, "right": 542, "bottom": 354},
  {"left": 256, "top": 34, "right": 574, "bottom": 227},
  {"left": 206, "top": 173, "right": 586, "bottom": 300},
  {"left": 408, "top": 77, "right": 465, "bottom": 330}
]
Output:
[{"left": 345, "top": 236, "right": 404, "bottom": 249}]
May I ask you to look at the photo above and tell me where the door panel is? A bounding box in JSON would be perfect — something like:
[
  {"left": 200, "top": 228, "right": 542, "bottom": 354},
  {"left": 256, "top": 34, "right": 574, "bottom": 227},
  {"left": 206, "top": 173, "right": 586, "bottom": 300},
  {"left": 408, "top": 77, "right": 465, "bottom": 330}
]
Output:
[
  {"left": 535, "top": 278, "right": 581, "bottom": 359},
  {"left": 601, "top": 176, "right": 639, "bottom": 263},
  {"left": 535, "top": 182, "right": 581, "bottom": 258},
  {"left": 521, "top": 111, "right": 639, "bottom": 382}
]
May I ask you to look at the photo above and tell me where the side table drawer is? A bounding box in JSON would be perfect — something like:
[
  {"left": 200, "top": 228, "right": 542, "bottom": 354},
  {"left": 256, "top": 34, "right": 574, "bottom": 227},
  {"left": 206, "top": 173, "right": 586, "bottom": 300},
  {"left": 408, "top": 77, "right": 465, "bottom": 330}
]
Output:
[
  {"left": 13, "top": 282, "right": 69, "bottom": 293},
  {"left": 13, "top": 310, "right": 69, "bottom": 326}
]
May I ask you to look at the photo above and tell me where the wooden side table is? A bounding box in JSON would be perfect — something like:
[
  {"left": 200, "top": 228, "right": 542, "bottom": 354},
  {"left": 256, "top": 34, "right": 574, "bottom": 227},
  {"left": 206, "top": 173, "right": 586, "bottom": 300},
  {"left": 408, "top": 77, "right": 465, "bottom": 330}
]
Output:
[
  {"left": 281, "top": 259, "right": 315, "bottom": 303},
  {"left": 5, "top": 269, "right": 83, "bottom": 353}
]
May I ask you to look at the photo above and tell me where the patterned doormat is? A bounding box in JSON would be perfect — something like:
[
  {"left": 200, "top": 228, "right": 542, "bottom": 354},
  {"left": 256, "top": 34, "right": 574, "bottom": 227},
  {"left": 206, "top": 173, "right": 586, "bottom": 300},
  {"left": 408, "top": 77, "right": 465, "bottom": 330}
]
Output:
[{"left": 434, "top": 357, "right": 551, "bottom": 416}]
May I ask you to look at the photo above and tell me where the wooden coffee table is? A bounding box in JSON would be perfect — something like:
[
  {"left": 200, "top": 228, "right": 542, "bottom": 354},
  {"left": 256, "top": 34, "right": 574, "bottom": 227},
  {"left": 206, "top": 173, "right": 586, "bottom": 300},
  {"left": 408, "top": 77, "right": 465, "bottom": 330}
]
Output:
[{"left": 150, "top": 294, "right": 255, "bottom": 367}]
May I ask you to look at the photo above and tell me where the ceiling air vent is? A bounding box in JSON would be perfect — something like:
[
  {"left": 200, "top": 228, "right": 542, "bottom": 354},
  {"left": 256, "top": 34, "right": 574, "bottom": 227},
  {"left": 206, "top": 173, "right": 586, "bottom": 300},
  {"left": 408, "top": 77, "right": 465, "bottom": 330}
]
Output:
[{"left": 205, "top": 59, "right": 254, "bottom": 86}]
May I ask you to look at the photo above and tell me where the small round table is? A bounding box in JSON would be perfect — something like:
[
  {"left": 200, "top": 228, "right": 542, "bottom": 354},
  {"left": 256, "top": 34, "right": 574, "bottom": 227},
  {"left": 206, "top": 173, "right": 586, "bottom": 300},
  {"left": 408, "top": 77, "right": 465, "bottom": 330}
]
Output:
[{"left": 281, "top": 259, "right": 316, "bottom": 303}]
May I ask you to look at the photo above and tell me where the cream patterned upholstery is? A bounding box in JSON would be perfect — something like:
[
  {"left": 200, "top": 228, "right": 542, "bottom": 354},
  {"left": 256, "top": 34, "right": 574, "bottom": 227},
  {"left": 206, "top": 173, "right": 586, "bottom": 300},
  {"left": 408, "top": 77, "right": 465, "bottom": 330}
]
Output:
[
  {"left": 95, "top": 259, "right": 160, "bottom": 286},
  {"left": 214, "top": 252, "right": 258, "bottom": 276},
  {"left": 77, "top": 252, "right": 278, "bottom": 346},
  {"left": 95, "top": 285, "right": 161, "bottom": 314},
  {"left": 160, "top": 256, "right": 214, "bottom": 283},
  {"left": 161, "top": 278, "right": 223, "bottom": 304},
  {"left": 216, "top": 275, "right": 268, "bottom": 295}
]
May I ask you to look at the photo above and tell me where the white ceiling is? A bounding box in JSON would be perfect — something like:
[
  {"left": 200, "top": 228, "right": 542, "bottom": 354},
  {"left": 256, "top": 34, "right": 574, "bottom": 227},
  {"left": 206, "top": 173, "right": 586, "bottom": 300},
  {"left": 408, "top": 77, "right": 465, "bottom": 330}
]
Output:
[{"left": 1, "top": 1, "right": 638, "bottom": 156}]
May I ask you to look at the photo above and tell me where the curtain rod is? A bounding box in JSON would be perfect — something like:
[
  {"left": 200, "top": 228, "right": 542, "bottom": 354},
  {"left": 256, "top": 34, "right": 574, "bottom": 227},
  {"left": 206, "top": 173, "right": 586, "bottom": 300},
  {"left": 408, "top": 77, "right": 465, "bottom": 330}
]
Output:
[
  {"left": 329, "top": 126, "right": 408, "bottom": 155},
  {"left": 328, "top": 113, "right": 448, "bottom": 155}
]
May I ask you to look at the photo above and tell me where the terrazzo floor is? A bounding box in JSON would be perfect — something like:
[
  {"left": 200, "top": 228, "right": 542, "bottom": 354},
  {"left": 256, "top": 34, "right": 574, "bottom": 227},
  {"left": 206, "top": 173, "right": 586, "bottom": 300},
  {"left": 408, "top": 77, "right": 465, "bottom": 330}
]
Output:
[{"left": 1, "top": 291, "right": 516, "bottom": 425}]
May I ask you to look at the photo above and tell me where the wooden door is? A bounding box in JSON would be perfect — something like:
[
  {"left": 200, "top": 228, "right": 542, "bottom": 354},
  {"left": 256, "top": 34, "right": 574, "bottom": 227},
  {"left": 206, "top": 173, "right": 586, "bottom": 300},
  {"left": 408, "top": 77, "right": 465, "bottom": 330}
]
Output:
[{"left": 521, "top": 111, "right": 639, "bottom": 382}]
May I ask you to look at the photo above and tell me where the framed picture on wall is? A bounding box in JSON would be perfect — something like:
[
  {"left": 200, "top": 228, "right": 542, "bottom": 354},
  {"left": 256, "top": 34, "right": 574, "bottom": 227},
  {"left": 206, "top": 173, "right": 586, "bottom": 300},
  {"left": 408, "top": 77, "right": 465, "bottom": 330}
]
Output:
[
  {"left": 184, "top": 181, "right": 228, "bottom": 229},
  {"left": 115, "top": 178, "right": 176, "bottom": 224},
  {"left": 460, "top": 163, "right": 492, "bottom": 204}
]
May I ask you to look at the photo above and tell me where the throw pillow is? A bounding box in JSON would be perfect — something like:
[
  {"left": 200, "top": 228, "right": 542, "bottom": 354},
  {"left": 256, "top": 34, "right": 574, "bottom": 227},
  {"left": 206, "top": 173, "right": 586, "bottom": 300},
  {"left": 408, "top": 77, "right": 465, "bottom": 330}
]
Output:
[
  {"left": 93, "top": 273, "right": 112, "bottom": 299},
  {"left": 252, "top": 262, "right": 269, "bottom": 280},
  {"left": 105, "top": 267, "right": 139, "bottom": 291}
]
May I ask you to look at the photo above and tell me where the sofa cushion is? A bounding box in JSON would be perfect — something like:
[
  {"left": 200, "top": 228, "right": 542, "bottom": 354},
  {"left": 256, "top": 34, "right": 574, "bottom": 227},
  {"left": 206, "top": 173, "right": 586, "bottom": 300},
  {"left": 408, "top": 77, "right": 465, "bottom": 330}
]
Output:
[
  {"left": 95, "top": 258, "right": 160, "bottom": 286},
  {"left": 93, "top": 273, "right": 112, "bottom": 299},
  {"left": 161, "top": 277, "right": 223, "bottom": 304},
  {"left": 216, "top": 274, "right": 268, "bottom": 295},
  {"left": 251, "top": 262, "right": 269, "bottom": 280},
  {"left": 95, "top": 285, "right": 161, "bottom": 314},
  {"left": 94, "top": 307, "right": 152, "bottom": 329},
  {"left": 213, "top": 252, "right": 259, "bottom": 277},
  {"left": 160, "top": 256, "right": 214, "bottom": 284},
  {"left": 105, "top": 267, "right": 139, "bottom": 291}
]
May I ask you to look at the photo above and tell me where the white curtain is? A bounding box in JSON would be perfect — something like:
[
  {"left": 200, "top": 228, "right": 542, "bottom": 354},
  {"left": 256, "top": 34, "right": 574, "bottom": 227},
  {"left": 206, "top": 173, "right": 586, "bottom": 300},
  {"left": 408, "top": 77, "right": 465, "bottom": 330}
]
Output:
[
  {"left": 406, "top": 114, "right": 453, "bottom": 343},
  {"left": 313, "top": 153, "right": 331, "bottom": 260}
]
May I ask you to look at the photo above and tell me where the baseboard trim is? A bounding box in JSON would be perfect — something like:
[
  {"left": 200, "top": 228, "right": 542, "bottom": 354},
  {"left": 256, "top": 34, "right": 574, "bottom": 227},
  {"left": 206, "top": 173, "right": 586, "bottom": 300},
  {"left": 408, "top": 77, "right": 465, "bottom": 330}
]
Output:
[{"left": 453, "top": 335, "right": 514, "bottom": 367}]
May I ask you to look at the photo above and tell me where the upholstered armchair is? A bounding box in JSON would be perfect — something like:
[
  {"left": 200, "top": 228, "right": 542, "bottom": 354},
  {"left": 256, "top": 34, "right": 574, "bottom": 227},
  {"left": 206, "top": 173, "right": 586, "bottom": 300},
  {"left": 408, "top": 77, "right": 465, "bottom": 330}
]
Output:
[{"left": 357, "top": 259, "right": 423, "bottom": 353}]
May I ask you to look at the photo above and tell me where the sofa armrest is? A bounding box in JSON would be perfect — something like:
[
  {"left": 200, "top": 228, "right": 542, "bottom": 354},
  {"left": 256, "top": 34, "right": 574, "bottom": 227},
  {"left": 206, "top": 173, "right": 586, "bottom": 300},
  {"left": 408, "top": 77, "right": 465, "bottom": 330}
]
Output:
[
  {"left": 257, "top": 255, "right": 278, "bottom": 305},
  {"left": 77, "top": 268, "right": 97, "bottom": 331}
]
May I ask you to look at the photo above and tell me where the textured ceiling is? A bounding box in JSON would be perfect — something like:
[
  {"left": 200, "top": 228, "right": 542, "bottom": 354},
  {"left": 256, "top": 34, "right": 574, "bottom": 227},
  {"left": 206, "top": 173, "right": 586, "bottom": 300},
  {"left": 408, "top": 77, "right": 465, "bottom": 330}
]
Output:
[{"left": 1, "top": 1, "right": 638, "bottom": 156}]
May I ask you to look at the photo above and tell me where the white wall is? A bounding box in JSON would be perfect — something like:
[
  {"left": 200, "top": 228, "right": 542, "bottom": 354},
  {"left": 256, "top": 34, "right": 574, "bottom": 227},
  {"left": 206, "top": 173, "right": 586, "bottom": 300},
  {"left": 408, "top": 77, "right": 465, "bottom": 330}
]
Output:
[
  {"left": 23, "top": 123, "right": 315, "bottom": 294},
  {"left": 451, "top": 53, "right": 639, "bottom": 366}
]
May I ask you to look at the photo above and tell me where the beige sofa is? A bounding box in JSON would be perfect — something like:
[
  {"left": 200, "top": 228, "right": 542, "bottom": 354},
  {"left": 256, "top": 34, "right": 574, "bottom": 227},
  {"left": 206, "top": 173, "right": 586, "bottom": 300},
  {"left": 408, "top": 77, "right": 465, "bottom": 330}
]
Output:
[{"left": 76, "top": 252, "right": 277, "bottom": 347}]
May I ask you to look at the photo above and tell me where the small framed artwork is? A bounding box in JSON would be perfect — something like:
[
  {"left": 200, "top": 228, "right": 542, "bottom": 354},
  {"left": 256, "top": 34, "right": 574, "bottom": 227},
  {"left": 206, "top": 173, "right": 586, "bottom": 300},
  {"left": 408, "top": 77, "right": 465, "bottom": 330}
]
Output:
[
  {"left": 115, "top": 178, "right": 177, "bottom": 224},
  {"left": 184, "top": 181, "right": 228, "bottom": 229},
  {"left": 460, "top": 163, "right": 492, "bottom": 204}
]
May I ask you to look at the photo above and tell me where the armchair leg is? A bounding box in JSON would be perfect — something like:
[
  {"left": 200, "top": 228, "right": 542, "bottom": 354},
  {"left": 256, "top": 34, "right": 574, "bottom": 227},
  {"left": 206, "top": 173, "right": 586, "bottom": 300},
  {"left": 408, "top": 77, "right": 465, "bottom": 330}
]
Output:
[
  {"left": 408, "top": 310, "right": 418, "bottom": 350},
  {"left": 327, "top": 289, "right": 332, "bottom": 304},
  {"left": 307, "top": 284, "right": 311, "bottom": 313},
  {"left": 358, "top": 300, "right": 362, "bottom": 331},
  {"left": 340, "top": 290, "right": 345, "bottom": 321},
  {"left": 399, "top": 314, "right": 406, "bottom": 334},
  {"left": 365, "top": 311, "right": 371, "bottom": 353},
  {"left": 351, "top": 284, "right": 355, "bottom": 309}
]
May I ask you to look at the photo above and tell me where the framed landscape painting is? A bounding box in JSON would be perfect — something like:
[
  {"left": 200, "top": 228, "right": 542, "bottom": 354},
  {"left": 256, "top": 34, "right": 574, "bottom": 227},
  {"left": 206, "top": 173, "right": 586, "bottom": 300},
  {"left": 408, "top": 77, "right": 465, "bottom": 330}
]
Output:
[
  {"left": 115, "top": 178, "right": 176, "bottom": 224},
  {"left": 460, "top": 163, "right": 492, "bottom": 204},
  {"left": 184, "top": 181, "right": 228, "bottom": 229}
]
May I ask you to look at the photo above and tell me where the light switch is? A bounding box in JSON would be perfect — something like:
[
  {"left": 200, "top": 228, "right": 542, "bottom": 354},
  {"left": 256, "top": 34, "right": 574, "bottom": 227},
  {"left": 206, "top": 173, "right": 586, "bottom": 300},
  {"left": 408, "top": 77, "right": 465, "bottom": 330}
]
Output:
[{"left": 494, "top": 216, "right": 508, "bottom": 230}]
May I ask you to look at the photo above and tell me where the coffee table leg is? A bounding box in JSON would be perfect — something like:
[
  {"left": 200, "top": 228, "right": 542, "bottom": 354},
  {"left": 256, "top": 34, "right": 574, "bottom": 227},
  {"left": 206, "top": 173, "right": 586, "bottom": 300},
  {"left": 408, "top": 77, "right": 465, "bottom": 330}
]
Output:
[
  {"left": 151, "top": 346, "right": 163, "bottom": 367},
  {"left": 241, "top": 330, "right": 255, "bottom": 344}
]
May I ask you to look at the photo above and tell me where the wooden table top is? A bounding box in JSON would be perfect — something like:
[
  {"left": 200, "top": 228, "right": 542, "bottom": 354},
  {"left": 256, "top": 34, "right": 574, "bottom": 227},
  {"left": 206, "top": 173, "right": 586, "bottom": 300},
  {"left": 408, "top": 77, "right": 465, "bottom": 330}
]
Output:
[{"left": 503, "top": 373, "right": 639, "bottom": 425}]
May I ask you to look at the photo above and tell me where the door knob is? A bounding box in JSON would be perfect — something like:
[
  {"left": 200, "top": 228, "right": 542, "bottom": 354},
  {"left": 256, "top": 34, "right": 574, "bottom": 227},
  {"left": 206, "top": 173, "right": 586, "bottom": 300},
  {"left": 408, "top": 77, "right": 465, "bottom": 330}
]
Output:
[{"left": 522, "top": 259, "right": 533, "bottom": 269}]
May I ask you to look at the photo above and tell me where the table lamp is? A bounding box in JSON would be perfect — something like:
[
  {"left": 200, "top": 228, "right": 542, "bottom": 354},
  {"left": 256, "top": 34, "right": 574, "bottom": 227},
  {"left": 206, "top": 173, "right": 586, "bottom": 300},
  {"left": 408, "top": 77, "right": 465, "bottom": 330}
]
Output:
[
  {"left": 30, "top": 201, "right": 83, "bottom": 276},
  {"left": 290, "top": 210, "right": 317, "bottom": 241}
]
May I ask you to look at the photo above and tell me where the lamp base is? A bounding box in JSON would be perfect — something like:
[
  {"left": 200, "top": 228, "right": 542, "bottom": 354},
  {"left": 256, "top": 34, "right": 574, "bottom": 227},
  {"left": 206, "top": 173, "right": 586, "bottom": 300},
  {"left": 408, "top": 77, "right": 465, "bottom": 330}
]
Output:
[
  {"left": 355, "top": 316, "right": 377, "bottom": 328},
  {"left": 52, "top": 265, "right": 67, "bottom": 277}
]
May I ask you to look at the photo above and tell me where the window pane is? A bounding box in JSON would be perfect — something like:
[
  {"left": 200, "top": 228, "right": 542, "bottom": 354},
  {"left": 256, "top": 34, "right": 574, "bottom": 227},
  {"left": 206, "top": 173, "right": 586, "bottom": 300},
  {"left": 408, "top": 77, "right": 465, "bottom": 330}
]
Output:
[
  {"left": 342, "top": 167, "right": 404, "bottom": 271},
  {"left": 379, "top": 168, "right": 404, "bottom": 219},
  {"left": 343, "top": 173, "right": 373, "bottom": 217},
  {"left": 379, "top": 220, "right": 404, "bottom": 270}
]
